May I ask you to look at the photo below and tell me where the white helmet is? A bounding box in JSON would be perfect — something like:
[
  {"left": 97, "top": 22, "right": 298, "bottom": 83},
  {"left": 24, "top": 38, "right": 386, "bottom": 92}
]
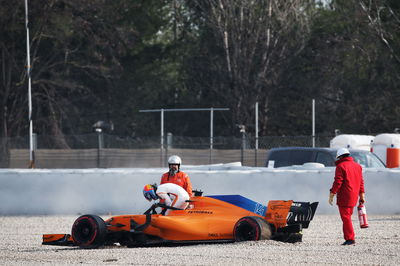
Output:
[
  {"left": 336, "top": 148, "right": 350, "bottom": 159},
  {"left": 168, "top": 155, "right": 182, "bottom": 165}
]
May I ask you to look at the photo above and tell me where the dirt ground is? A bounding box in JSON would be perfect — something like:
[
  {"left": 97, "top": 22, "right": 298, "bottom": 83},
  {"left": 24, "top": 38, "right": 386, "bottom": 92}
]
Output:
[{"left": 0, "top": 214, "right": 399, "bottom": 265}]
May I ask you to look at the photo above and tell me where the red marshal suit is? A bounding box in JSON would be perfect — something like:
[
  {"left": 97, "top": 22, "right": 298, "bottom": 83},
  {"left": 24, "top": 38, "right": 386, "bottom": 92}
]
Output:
[
  {"left": 330, "top": 156, "right": 365, "bottom": 241},
  {"left": 161, "top": 171, "right": 193, "bottom": 197}
]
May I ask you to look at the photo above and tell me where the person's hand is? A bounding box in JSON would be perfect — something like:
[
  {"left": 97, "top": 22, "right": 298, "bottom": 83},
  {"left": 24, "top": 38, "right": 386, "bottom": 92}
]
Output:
[
  {"left": 329, "top": 193, "right": 335, "bottom": 206},
  {"left": 359, "top": 193, "right": 365, "bottom": 205}
]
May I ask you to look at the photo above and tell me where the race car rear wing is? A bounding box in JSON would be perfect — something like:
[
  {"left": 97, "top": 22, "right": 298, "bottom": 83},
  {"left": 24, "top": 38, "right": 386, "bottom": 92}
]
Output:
[
  {"left": 265, "top": 200, "right": 318, "bottom": 230},
  {"left": 287, "top": 201, "right": 319, "bottom": 229}
]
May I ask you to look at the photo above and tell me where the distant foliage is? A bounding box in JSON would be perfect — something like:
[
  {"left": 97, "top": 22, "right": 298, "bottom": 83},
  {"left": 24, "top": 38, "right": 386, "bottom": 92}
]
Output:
[{"left": 1, "top": 0, "right": 399, "bottom": 144}]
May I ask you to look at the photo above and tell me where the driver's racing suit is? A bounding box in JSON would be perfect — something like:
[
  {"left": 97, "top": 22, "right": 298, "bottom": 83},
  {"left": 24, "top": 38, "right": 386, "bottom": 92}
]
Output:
[{"left": 156, "top": 183, "right": 190, "bottom": 215}]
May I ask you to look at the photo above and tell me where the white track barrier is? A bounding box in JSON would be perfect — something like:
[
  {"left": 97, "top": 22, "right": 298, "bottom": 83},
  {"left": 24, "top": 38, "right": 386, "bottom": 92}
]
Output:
[{"left": 0, "top": 164, "right": 399, "bottom": 215}]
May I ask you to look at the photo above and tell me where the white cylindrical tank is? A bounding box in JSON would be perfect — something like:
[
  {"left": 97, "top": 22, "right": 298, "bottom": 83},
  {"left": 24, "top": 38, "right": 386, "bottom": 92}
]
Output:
[
  {"left": 330, "top": 134, "right": 374, "bottom": 151},
  {"left": 371, "top": 134, "right": 400, "bottom": 168}
]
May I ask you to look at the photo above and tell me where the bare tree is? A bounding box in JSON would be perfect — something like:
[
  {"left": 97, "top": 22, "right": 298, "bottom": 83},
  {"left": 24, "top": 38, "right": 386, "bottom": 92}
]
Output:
[
  {"left": 191, "top": 0, "right": 314, "bottom": 134},
  {"left": 359, "top": 0, "right": 400, "bottom": 65},
  {"left": 0, "top": 0, "right": 140, "bottom": 148}
]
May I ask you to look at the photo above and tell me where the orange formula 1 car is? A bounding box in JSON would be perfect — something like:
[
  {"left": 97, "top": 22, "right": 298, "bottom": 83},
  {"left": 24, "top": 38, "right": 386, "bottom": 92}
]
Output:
[{"left": 43, "top": 192, "right": 318, "bottom": 248}]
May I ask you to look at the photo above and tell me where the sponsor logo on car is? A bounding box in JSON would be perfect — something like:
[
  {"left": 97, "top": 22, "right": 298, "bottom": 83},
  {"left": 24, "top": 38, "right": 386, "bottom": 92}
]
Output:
[
  {"left": 254, "top": 203, "right": 266, "bottom": 215},
  {"left": 188, "top": 210, "right": 213, "bottom": 214}
]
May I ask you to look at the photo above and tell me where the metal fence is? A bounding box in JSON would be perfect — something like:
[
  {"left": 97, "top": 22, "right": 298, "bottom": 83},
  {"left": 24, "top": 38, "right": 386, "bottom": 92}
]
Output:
[{"left": 0, "top": 133, "right": 334, "bottom": 168}]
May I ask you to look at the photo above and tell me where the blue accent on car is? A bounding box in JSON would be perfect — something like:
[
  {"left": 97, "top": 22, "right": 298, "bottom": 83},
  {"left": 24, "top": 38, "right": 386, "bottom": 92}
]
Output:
[{"left": 207, "top": 195, "right": 267, "bottom": 216}]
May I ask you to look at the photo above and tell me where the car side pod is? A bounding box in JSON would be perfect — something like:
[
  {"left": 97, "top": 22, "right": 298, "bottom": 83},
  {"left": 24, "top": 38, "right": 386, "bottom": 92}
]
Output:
[{"left": 264, "top": 200, "right": 294, "bottom": 229}]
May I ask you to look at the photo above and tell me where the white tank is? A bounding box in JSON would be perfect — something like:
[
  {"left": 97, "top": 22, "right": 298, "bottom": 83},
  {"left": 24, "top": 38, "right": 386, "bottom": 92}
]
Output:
[{"left": 330, "top": 134, "right": 374, "bottom": 151}]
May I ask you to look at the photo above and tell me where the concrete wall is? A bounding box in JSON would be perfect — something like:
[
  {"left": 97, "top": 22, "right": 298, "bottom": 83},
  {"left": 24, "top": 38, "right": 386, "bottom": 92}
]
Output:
[{"left": 0, "top": 165, "right": 399, "bottom": 215}]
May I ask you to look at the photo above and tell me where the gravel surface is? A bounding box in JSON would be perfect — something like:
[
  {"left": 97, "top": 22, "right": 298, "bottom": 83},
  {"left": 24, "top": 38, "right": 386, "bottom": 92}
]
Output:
[{"left": 0, "top": 215, "right": 399, "bottom": 265}]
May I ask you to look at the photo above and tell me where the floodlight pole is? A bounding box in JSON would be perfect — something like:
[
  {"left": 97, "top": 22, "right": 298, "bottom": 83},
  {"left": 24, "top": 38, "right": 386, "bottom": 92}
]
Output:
[
  {"left": 139, "top": 107, "right": 229, "bottom": 166},
  {"left": 161, "top": 109, "right": 164, "bottom": 166},
  {"left": 210, "top": 108, "right": 213, "bottom": 164},
  {"left": 25, "top": 0, "right": 34, "bottom": 168}
]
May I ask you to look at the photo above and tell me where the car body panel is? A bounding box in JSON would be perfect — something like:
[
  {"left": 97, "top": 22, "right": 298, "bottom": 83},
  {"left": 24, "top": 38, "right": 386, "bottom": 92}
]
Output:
[{"left": 106, "top": 196, "right": 284, "bottom": 241}]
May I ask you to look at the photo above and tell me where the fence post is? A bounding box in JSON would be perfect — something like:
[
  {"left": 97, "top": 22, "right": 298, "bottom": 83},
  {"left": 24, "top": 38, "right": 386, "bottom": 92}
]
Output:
[
  {"left": 255, "top": 102, "right": 259, "bottom": 167},
  {"left": 96, "top": 129, "right": 103, "bottom": 168},
  {"left": 209, "top": 107, "right": 213, "bottom": 164},
  {"left": 160, "top": 108, "right": 164, "bottom": 167},
  {"left": 312, "top": 99, "right": 315, "bottom": 147},
  {"left": 239, "top": 125, "right": 246, "bottom": 165},
  {"left": 166, "top": 132, "right": 173, "bottom": 160}
]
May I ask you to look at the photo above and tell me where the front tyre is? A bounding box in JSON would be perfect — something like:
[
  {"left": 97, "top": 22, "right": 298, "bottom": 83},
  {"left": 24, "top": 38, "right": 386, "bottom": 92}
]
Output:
[
  {"left": 71, "top": 214, "right": 107, "bottom": 248},
  {"left": 234, "top": 216, "right": 272, "bottom": 241}
]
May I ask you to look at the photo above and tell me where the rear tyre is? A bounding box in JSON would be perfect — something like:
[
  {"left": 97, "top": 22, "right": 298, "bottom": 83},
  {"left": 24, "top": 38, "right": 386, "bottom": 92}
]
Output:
[
  {"left": 71, "top": 214, "right": 107, "bottom": 248},
  {"left": 234, "top": 216, "right": 272, "bottom": 241}
]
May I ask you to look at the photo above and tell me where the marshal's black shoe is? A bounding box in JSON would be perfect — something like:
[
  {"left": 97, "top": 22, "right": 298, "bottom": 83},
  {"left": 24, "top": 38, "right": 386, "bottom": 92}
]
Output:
[{"left": 342, "top": 240, "right": 355, "bottom": 245}]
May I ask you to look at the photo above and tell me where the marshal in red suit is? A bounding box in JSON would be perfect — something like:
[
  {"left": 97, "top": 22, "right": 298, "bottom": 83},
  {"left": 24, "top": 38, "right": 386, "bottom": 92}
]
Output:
[{"left": 329, "top": 148, "right": 366, "bottom": 245}]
